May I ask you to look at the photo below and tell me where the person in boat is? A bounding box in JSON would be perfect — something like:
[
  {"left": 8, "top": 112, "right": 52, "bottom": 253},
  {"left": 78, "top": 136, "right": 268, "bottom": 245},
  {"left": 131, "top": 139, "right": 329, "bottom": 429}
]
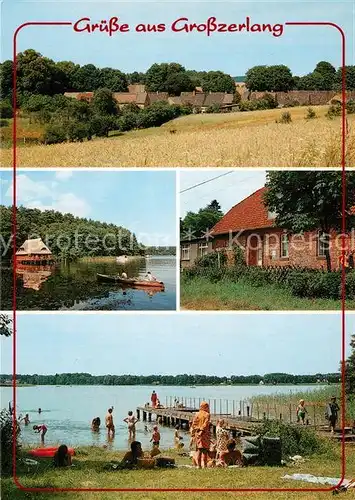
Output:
[
  {"left": 145, "top": 271, "right": 157, "bottom": 282},
  {"left": 21, "top": 413, "right": 30, "bottom": 426},
  {"left": 124, "top": 411, "right": 138, "bottom": 440},
  {"left": 33, "top": 423, "right": 47, "bottom": 444},
  {"left": 53, "top": 444, "right": 72, "bottom": 467},
  {"left": 105, "top": 407, "right": 115, "bottom": 437},
  {"left": 91, "top": 417, "right": 101, "bottom": 432},
  {"left": 190, "top": 401, "right": 211, "bottom": 468},
  {"left": 121, "top": 271, "right": 128, "bottom": 279}
]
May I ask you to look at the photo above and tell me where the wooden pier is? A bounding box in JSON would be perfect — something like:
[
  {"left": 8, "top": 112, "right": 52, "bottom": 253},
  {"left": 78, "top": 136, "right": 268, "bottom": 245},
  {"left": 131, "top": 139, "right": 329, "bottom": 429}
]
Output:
[{"left": 136, "top": 405, "right": 262, "bottom": 436}]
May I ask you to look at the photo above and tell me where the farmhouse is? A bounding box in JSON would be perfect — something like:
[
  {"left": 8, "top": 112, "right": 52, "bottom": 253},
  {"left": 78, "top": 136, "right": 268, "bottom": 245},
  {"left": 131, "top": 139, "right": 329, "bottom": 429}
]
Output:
[
  {"left": 181, "top": 187, "right": 350, "bottom": 270},
  {"left": 15, "top": 238, "right": 54, "bottom": 265}
]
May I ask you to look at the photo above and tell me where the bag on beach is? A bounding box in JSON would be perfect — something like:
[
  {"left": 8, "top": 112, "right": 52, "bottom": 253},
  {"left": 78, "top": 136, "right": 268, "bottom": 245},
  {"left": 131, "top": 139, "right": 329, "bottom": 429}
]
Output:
[{"left": 155, "top": 456, "right": 176, "bottom": 468}]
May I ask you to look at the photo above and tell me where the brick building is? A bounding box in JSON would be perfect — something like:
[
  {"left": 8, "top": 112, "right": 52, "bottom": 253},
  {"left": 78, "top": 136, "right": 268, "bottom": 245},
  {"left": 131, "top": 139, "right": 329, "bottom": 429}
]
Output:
[
  {"left": 15, "top": 238, "right": 54, "bottom": 265},
  {"left": 181, "top": 187, "right": 351, "bottom": 270}
]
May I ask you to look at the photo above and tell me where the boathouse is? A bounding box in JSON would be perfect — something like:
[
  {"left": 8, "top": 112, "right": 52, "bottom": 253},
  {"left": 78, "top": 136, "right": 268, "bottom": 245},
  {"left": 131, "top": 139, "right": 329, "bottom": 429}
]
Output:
[{"left": 15, "top": 238, "right": 54, "bottom": 265}]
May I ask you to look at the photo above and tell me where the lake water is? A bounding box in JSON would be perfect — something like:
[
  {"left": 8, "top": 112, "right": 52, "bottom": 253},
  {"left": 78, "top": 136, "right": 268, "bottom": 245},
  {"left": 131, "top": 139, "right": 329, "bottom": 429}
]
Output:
[
  {"left": 1, "top": 384, "right": 324, "bottom": 451},
  {"left": 1, "top": 256, "right": 176, "bottom": 311}
]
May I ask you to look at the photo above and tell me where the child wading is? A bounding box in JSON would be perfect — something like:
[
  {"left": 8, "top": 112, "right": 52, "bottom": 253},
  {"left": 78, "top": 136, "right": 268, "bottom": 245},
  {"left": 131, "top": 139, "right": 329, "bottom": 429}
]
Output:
[
  {"left": 124, "top": 411, "right": 138, "bottom": 440},
  {"left": 150, "top": 425, "right": 161, "bottom": 447}
]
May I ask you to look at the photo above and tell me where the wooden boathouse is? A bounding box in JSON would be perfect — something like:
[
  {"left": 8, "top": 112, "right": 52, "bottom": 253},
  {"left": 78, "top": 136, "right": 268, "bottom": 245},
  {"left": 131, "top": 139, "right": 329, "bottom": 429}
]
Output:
[{"left": 15, "top": 238, "right": 54, "bottom": 265}]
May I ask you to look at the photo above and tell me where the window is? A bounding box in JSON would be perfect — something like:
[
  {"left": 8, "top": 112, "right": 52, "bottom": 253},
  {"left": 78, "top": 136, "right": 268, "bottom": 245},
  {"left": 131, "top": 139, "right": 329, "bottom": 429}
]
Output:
[
  {"left": 181, "top": 244, "right": 190, "bottom": 260},
  {"left": 198, "top": 241, "right": 209, "bottom": 257},
  {"left": 280, "top": 233, "right": 289, "bottom": 258},
  {"left": 318, "top": 232, "right": 328, "bottom": 257}
]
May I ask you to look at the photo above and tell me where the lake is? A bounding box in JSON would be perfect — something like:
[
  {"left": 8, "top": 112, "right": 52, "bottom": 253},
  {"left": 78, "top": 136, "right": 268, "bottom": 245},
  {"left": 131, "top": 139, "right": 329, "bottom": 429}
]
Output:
[
  {"left": 1, "top": 384, "right": 325, "bottom": 451},
  {"left": 1, "top": 256, "right": 176, "bottom": 311}
]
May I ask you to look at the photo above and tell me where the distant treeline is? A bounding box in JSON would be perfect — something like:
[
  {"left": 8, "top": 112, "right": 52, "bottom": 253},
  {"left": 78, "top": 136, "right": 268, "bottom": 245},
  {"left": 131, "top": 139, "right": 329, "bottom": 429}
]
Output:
[
  {"left": 0, "top": 205, "right": 143, "bottom": 260},
  {"left": 145, "top": 246, "right": 176, "bottom": 256},
  {"left": 0, "top": 372, "right": 340, "bottom": 386}
]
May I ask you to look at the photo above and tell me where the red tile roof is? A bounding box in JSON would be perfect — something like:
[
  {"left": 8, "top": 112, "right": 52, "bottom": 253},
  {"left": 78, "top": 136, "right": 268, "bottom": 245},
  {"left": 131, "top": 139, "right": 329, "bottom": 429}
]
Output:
[{"left": 211, "top": 187, "right": 274, "bottom": 235}]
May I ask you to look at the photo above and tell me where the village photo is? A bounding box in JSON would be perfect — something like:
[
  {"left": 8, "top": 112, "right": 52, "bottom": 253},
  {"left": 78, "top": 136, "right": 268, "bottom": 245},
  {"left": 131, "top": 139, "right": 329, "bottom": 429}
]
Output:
[
  {"left": 0, "top": 169, "right": 177, "bottom": 311},
  {"left": 1, "top": 2, "right": 353, "bottom": 167},
  {"left": 1, "top": 312, "right": 354, "bottom": 495},
  {"left": 180, "top": 170, "right": 355, "bottom": 310}
]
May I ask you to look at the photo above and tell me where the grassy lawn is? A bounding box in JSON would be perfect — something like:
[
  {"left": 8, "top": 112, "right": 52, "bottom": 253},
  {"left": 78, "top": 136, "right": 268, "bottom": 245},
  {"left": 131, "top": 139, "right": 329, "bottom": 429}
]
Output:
[
  {"left": 180, "top": 277, "right": 353, "bottom": 310},
  {"left": 1, "top": 107, "right": 352, "bottom": 167},
  {"left": 2, "top": 444, "right": 352, "bottom": 500}
]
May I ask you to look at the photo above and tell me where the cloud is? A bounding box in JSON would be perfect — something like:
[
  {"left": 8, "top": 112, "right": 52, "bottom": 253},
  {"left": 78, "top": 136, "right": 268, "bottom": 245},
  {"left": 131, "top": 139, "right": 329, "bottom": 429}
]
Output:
[
  {"left": 55, "top": 170, "right": 73, "bottom": 181},
  {"left": 6, "top": 174, "right": 90, "bottom": 218}
]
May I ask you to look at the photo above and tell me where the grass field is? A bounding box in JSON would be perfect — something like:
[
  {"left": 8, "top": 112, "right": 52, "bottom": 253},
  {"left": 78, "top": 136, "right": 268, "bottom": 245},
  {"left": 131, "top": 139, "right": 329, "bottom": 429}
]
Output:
[
  {"left": 2, "top": 443, "right": 352, "bottom": 500},
  {"left": 1, "top": 106, "right": 353, "bottom": 167},
  {"left": 180, "top": 277, "right": 353, "bottom": 310}
]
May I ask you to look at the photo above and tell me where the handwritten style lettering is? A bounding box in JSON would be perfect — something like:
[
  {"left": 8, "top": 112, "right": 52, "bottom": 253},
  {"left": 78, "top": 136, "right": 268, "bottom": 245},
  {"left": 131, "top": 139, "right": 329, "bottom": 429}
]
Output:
[
  {"left": 171, "top": 16, "right": 284, "bottom": 37},
  {"left": 73, "top": 17, "right": 130, "bottom": 36}
]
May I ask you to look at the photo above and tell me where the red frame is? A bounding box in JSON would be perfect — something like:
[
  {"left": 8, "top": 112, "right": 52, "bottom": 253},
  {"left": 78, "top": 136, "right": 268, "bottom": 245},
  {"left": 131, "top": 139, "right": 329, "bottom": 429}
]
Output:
[{"left": 11, "top": 20, "right": 347, "bottom": 492}]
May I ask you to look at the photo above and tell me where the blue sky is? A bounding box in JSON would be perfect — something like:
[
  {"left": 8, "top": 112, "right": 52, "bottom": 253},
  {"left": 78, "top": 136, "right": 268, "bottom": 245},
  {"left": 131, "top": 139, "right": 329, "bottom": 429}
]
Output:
[
  {"left": 180, "top": 170, "right": 267, "bottom": 217},
  {"left": 1, "top": 1, "right": 353, "bottom": 75},
  {"left": 0, "top": 313, "right": 351, "bottom": 375},
  {"left": 0, "top": 169, "right": 176, "bottom": 246}
]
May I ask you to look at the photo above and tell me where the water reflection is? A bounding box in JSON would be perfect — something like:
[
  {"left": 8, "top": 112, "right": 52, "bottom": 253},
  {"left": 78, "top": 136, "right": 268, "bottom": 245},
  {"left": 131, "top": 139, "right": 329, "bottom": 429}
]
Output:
[
  {"left": 2, "top": 256, "right": 176, "bottom": 311},
  {"left": 16, "top": 264, "right": 54, "bottom": 291}
]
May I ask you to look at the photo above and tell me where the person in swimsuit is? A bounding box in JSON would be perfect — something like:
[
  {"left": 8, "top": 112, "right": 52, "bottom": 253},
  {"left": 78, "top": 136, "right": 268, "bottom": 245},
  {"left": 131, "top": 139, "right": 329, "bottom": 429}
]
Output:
[
  {"left": 219, "top": 440, "right": 243, "bottom": 466},
  {"left": 124, "top": 411, "right": 138, "bottom": 440},
  {"left": 216, "top": 419, "right": 229, "bottom": 459},
  {"left": 296, "top": 400, "right": 308, "bottom": 425},
  {"left": 150, "top": 425, "right": 160, "bottom": 448},
  {"left": 174, "top": 425, "right": 184, "bottom": 449},
  {"left": 33, "top": 424, "right": 47, "bottom": 444},
  {"left": 91, "top": 417, "right": 101, "bottom": 432},
  {"left": 53, "top": 445, "right": 72, "bottom": 467},
  {"left": 21, "top": 414, "right": 30, "bottom": 426},
  {"left": 105, "top": 407, "right": 115, "bottom": 436},
  {"left": 145, "top": 271, "right": 157, "bottom": 282}
]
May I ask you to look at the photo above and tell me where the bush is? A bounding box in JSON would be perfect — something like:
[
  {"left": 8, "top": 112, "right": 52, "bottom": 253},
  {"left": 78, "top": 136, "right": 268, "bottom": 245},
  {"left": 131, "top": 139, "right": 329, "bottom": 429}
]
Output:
[
  {"left": 0, "top": 99, "right": 13, "bottom": 119},
  {"left": 254, "top": 420, "right": 329, "bottom": 458},
  {"left": 206, "top": 103, "right": 222, "bottom": 113},
  {"left": 34, "top": 109, "right": 51, "bottom": 124},
  {"left": 90, "top": 114, "right": 116, "bottom": 137},
  {"left": 117, "top": 112, "right": 138, "bottom": 132},
  {"left": 345, "top": 271, "right": 355, "bottom": 299},
  {"left": 43, "top": 123, "right": 67, "bottom": 144},
  {"left": 326, "top": 104, "right": 341, "bottom": 119},
  {"left": 305, "top": 107, "right": 316, "bottom": 120},
  {"left": 261, "top": 93, "right": 278, "bottom": 109},
  {"left": 278, "top": 111, "right": 292, "bottom": 124},
  {"left": 67, "top": 121, "right": 91, "bottom": 142},
  {"left": 346, "top": 99, "right": 355, "bottom": 114},
  {"left": 0, "top": 119, "right": 9, "bottom": 127},
  {"left": 283, "top": 99, "right": 300, "bottom": 108},
  {"left": 1, "top": 409, "right": 20, "bottom": 475}
]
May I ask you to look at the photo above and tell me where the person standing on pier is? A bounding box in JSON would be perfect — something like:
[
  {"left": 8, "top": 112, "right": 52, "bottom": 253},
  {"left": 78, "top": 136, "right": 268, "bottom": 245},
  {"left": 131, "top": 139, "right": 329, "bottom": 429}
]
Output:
[
  {"left": 191, "top": 401, "right": 211, "bottom": 468},
  {"left": 151, "top": 391, "right": 158, "bottom": 408}
]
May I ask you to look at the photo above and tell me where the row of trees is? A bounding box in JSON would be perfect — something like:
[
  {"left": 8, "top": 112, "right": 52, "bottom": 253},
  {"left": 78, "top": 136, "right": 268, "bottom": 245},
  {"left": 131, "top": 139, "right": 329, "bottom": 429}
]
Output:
[
  {"left": 0, "top": 372, "right": 340, "bottom": 386},
  {"left": 245, "top": 61, "right": 355, "bottom": 92},
  {"left": 0, "top": 205, "right": 143, "bottom": 261},
  {"left": 0, "top": 50, "right": 237, "bottom": 100},
  {"left": 2, "top": 50, "right": 354, "bottom": 104},
  {"left": 145, "top": 246, "right": 176, "bottom": 256}
]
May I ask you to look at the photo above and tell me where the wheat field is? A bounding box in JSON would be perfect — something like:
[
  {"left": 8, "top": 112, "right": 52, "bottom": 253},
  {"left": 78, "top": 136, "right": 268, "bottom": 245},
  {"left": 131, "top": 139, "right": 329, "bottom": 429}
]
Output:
[{"left": 1, "top": 106, "right": 354, "bottom": 168}]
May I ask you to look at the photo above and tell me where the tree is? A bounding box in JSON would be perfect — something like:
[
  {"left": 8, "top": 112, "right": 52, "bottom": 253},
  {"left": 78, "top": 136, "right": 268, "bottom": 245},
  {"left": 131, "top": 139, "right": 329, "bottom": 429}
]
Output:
[
  {"left": 201, "top": 71, "right": 236, "bottom": 93},
  {"left": 0, "top": 60, "right": 13, "bottom": 100},
  {"left": 335, "top": 66, "right": 355, "bottom": 90},
  {"left": 145, "top": 63, "right": 194, "bottom": 95},
  {"left": 264, "top": 172, "right": 355, "bottom": 271},
  {"left": 126, "top": 71, "right": 146, "bottom": 84},
  {"left": 345, "top": 334, "right": 355, "bottom": 397},
  {"left": 245, "top": 65, "right": 294, "bottom": 92},
  {"left": 91, "top": 88, "right": 118, "bottom": 115},
  {"left": 0, "top": 315, "right": 12, "bottom": 337},
  {"left": 99, "top": 68, "right": 128, "bottom": 92},
  {"left": 16, "top": 49, "right": 62, "bottom": 95},
  {"left": 181, "top": 200, "right": 224, "bottom": 239},
  {"left": 72, "top": 64, "right": 101, "bottom": 91}
]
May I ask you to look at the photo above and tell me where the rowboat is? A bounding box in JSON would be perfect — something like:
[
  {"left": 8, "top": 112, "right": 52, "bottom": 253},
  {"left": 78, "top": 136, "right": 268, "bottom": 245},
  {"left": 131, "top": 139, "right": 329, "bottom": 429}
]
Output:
[{"left": 97, "top": 274, "right": 165, "bottom": 288}]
